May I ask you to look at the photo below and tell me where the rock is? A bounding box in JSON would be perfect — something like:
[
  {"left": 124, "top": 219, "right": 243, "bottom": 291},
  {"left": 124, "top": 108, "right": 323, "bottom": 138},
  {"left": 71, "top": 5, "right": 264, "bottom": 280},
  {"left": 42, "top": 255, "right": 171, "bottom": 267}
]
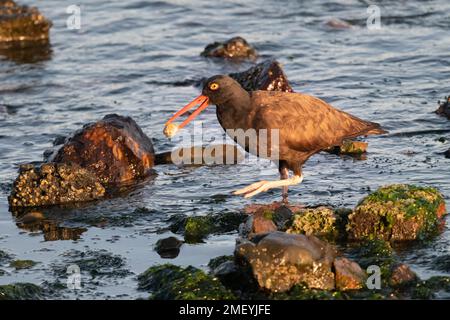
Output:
[
  {"left": 347, "top": 184, "right": 447, "bottom": 241},
  {"left": 410, "top": 276, "right": 450, "bottom": 299},
  {"left": 208, "top": 255, "right": 234, "bottom": 271},
  {"left": 287, "top": 206, "right": 340, "bottom": 240},
  {"left": 325, "top": 18, "right": 352, "bottom": 29},
  {"left": 436, "top": 96, "right": 450, "bottom": 119},
  {"left": 51, "top": 114, "right": 155, "bottom": 185},
  {"left": 201, "top": 36, "right": 257, "bottom": 60},
  {"left": 137, "top": 264, "right": 236, "bottom": 300},
  {"left": 229, "top": 59, "right": 293, "bottom": 92},
  {"left": 8, "top": 162, "right": 106, "bottom": 207},
  {"left": 9, "top": 259, "right": 37, "bottom": 270},
  {"left": 445, "top": 148, "right": 450, "bottom": 159},
  {"left": 154, "top": 237, "right": 183, "bottom": 259},
  {"left": 389, "top": 264, "right": 417, "bottom": 287},
  {"left": 333, "top": 257, "right": 366, "bottom": 291},
  {"left": 235, "top": 231, "right": 336, "bottom": 292},
  {"left": 168, "top": 211, "right": 247, "bottom": 244},
  {"left": 0, "top": 283, "right": 43, "bottom": 300},
  {"left": 0, "top": 250, "right": 13, "bottom": 264},
  {"left": 0, "top": 1, "right": 51, "bottom": 43},
  {"left": 325, "top": 140, "right": 368, "bottom": 156}
]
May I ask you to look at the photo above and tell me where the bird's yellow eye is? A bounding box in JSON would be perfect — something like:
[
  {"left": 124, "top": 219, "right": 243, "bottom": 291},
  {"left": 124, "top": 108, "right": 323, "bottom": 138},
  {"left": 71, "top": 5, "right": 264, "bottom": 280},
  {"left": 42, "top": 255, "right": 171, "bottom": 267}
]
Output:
[{"left": 209, "top": 82, "right": 219, "bottom": 91}]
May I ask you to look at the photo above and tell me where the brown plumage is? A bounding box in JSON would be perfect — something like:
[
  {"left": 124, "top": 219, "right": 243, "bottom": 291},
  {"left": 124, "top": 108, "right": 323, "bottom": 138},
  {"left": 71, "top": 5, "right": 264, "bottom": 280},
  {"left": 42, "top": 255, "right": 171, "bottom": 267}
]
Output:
[{"left": 165, "top": 75, "right": 387, "bottom": 201}]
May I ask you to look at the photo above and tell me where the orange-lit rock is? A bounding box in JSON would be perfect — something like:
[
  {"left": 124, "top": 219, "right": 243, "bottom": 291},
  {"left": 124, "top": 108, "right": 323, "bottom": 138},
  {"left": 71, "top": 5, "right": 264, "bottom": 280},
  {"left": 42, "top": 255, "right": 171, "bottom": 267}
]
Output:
[{"left": 51, "top": 114, "right": 155, "bottom": 185}]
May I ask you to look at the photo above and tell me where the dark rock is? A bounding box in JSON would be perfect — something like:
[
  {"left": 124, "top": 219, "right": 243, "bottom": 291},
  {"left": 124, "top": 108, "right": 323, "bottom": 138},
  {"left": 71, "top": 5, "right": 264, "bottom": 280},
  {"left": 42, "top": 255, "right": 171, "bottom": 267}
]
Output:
[
  {"left": 201, "top": 36, "right": 257, "bottom": 60},
  {"left": 168, "top": 211, "right": 247, "bottom": 244},
  {"left": 347, "top": 184, "right": 447, "bottom": 241},
  {"left": 208, "top": 255, "right": 234, "bottom": 271},
  {"left": 333, "top": 257, "right": 366, "bottom": 291},
  {"left": 212, "top": 260, "right": 257, "bottom": 292},
  {"left": 155, "top": 237, "right": 183, "bottom": 259},
  {"left": 0, "top": 250, "right": 13, "bottom": 264},
  {"left": 235, "top": 231, "right": 336, "bottom": 292},
  {"left": 0, "top": 283, "right": 43, "bottom": 300},
  {"left": 8, "top": 162, "right": 106, "bottom": 207},
  {"left": 52, "top": 114, "right": 155, "bottom": 185},
  {"left": 431, "top": 254, "right": 450, "bottom": 272},
  {"left": 436, "top": 96, "right": 450, "bottom": 119},
  {"left": 0, "top": 1, "right": 51, "bottom": 43},
  {"left": 445, "top": 148, "right": 450, "bottom": 159},
  {"left": 230, "top": 59, "right": 293, "bottom": 92},
  {"left": 273, "top": 205, "right": 294, "bottom": 230},
  {"left": 137, "top": 264, "right": 235, "bottom": 300},
  {"left": 389, "top": 264, "right": 417, "bottom": 287}
]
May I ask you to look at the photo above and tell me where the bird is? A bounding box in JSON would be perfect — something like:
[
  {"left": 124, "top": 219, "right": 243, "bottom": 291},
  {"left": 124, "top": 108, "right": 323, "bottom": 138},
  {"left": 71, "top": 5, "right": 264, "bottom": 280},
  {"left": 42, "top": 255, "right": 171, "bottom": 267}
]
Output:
[{"left": 164, "top": 75, "right": 387, "bottom": 202}]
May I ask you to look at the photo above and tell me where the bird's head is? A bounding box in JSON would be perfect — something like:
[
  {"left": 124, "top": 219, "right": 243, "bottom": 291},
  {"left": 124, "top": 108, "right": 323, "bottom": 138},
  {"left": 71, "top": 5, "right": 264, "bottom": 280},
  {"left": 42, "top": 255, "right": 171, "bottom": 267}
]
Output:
[{"left": 164, "top": 75, "right": 242, "bottom": 133}]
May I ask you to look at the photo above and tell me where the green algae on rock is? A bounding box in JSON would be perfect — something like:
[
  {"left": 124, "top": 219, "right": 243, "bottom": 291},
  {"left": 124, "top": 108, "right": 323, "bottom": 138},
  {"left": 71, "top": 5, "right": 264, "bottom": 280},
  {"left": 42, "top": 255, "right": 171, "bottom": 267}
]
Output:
[
  {"left": 0, "top": 283, "right": 43, "bottom": 300},
  {"left": 8, "top": 162, "right": 106, "bottom": 207},
  {"left": 347, "top": 184, "right": 447, "bottom": 241},
  {"left": 287, "top": 206, "right": 339, "bottom": 240},
  {"left": 137, "top": 264, "right": 236, "bottom": 300}
]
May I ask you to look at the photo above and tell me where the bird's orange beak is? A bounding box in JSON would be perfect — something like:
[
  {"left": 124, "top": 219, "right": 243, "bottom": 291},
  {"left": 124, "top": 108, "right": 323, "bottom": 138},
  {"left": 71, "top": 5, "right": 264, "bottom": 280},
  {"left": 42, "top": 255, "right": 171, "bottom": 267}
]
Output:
[{"left": 165, "top": 95, "right": 210, "bottom": 129}]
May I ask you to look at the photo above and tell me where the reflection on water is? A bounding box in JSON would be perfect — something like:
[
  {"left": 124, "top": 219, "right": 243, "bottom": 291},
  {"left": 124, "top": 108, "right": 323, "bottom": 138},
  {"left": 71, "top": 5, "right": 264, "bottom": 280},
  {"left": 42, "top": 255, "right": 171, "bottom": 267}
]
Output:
[
  {"left": 0, "top": 41, "right": 52, "bottom": 64},
  {"left": 0, "top": 0, "right": 450, "bottom": 299}
]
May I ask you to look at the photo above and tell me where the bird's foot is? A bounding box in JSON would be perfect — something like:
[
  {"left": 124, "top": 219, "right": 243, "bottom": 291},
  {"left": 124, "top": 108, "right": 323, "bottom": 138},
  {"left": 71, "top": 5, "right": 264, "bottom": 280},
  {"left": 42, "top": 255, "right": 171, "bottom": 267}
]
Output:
[{"left": 233, "top": 175, "right": 304, "bottom": 199}]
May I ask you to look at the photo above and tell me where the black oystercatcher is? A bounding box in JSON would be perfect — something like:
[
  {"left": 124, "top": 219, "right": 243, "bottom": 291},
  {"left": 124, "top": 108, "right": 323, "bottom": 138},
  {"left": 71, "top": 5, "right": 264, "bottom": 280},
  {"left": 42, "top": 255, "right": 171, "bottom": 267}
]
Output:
[{"left": 165, "top": 75, "right": 386, "bottom": 202}]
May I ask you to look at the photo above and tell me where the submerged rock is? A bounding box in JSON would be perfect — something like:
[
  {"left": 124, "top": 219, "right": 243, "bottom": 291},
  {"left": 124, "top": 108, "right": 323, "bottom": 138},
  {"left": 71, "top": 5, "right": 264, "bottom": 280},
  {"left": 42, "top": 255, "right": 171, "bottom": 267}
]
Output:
[
  {"left": 51, "top": 114, "right": 155, "bottom": 185},
  {"left": 0, "top": 0, "right": 51, "bottom": 43},
  {"left": 436, "top": 96, "right": 450, "bottom": 119},
  {"left": 230, "top": 59, "right": 293, "bottom": 92},
  {"left": 168, "top": 211, "right": 247, "bottom": 243},
  {"left": 235, "top": 231, "right": 336, "bottom": 292},
  {"left": 8, "top": 162, "right": 105, "bottom": 207},
  {"left": 201, "top": 36, "right": 257, "bottom": 60},
  {"left": 137, "top": 264, "right": 235, "bottom": 300},
  {"left": 154, "top": 237, "right": 183, "bottom": 259},
  {"left": 389, "top": 264, "right": 417, "bottom": 287},
  {"left": 9, "top": 259, "right": 37, "bottom": 270},
  {"left": 444, "top": 148, "right": 450, "bottom": 159},
  {"left": 0, "top": 283, "right": 43, "bottom": 300},
  {"left": 325, "top": 140, "right": 368, "bottom": 156},
  {"left": 347, "top": 184, "right": 446, "bottom": 241}
]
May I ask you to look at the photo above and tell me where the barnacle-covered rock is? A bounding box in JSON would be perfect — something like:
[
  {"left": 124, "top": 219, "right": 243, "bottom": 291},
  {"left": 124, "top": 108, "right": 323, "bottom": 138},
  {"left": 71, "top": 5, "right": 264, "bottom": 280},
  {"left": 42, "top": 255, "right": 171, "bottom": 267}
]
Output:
[
  {"left": 230, "top": 59, "right": 293, "bottom": 92},
  {"left": 201, "top": 36, "right": 257, "bottom": 60},
  {"left": 346, "top": 184, "right": 447, "bottom": 241},
  {"left": 8, "top": 163, "right": 105, "bottom": 207},
  {"left": 0, "top": 0, "right": 51, "bottom": 43},
  {"left": 235, "top": 231, "right": 337, "bottom": 292}
]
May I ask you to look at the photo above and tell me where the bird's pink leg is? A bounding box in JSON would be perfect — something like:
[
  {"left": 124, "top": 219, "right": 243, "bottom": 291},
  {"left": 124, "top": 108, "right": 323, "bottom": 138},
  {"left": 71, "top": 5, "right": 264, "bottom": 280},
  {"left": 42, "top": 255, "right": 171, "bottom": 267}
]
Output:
[{"left": 233, "top": 175, "right": 303, "bottom": 199}]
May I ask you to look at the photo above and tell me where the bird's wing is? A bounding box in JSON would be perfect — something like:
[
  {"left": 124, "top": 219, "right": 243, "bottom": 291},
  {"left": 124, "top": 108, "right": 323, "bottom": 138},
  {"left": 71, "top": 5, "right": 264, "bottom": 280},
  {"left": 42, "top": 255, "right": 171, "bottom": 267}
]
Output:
[{"left": 250, "top": 91, "right": 382, "bottom": 153}]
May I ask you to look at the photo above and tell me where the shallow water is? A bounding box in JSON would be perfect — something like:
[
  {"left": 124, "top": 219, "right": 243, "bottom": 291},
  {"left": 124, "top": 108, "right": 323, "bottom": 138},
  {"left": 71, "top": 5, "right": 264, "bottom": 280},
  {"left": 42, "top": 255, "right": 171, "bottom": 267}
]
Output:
[{"left": 0, "top": 0, "right": 450, "bottom": 299}]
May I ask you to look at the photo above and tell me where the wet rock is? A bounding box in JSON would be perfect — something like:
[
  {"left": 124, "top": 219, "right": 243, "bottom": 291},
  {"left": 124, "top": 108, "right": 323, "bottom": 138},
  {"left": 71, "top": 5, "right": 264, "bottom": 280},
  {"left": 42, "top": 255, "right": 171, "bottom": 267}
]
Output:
[
  {"left": 208, "top": 255, "right": 234, "bottom": 271},
  {"left": 389, "top": 264, "right": 417, "bottom": 287},
  {"left": 444, "top": 148, "right": 450, "bottom": 159},
  {"left": 230, "top": 59, "right": 293, "bottom": 92},
  {"left": 325, "top": 18, "right": 352, "bottom": 29},
  {"left": 0, "top": 250, "right": 12, "bottom": 264},
  {"left": 8, "top": 162, "right": 106, "bottom": 207},
  {"left": 240, "top": 211, "right": 277, "bottom": 237},
  {"left": 212, "top": 260, "right": 257, "bottom": 292},
  {"left": 325, "top": 140, "right": 368, "bottom": 156},
  {"left": 333, "top": 257, "right": 366, "bottom": 291},
  {"left": 9, "top": 259, "right": 37, "bottom": 270},
  {"left": 287, "top": 206, "right": 340, "bottom": 240},
  {"left": 235, "top": 231, "right": 336, "bottom": 292},
  {"left": 201, "top": 36, "right": 257, "bottom": 60},
  {"left": 168, "top": 211, "right": 247, "bottom": 243},
  {"left": 52, "top": 114, "right": 155, "bottom": 185},
  {"left": 52, "top": 249, "right": 132, "bottom": 279},
  {"left": 410, "top": 276, "right": 450, "bottom": 299},
  {"left": 436, "top": 96, "right": 450, "bottom": 119},
  {"left": 137, "top": 264, "right": 236, "bottom": 300},
  {"left": 154, "top": 237, "right": 183, "bottom": 259},
  {"left": 0, "top": 1, "right": 51, "bottom": 43},
  {"left": 155, "top": 144, "right": 244, "bottom": 166},
  {"left": 347, "top": 184, "right": 447, "bottom": 241},
  {"left": 0, "top": 283, "right": 43, "bottom": 300}
]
